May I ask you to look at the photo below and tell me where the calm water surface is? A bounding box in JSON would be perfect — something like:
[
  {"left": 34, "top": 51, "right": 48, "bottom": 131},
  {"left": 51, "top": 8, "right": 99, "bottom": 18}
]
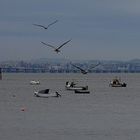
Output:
[{"left": 0, "top": 73, "right": 140, "bottom": 140}]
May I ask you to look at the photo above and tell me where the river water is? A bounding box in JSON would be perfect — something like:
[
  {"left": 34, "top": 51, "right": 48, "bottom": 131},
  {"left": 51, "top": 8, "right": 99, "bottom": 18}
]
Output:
[{"left": 0, "top": 73, "right": 140, "bottom": 140}]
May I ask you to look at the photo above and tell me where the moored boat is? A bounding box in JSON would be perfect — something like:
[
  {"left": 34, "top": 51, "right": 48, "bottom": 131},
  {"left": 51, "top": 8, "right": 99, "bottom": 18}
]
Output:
[
  {"left": 65, "top": 81, "right": 88, "bottom": 91},
  {"left": 30, "top": 80, "right": 40, "bottom": 85},
  {"left": 34, "top": 89, "right": 61, "bottom": 98},
  {"left": 109, "top": 78, "right": 127, "bottom": 87}
]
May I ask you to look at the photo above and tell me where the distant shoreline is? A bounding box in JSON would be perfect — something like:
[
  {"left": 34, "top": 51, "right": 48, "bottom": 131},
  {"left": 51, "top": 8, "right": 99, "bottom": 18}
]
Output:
[{"left": 1, "top": 58, "right": 140, "bottom": 73}]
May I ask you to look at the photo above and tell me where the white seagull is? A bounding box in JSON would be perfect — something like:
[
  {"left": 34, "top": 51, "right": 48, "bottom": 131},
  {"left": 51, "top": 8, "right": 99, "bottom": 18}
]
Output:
[
  {"left": 41, "top": 39, "right": 71, "bottom": 53},
  {"left": 33, "top": 20, "right": 58, "bottom": 30}
]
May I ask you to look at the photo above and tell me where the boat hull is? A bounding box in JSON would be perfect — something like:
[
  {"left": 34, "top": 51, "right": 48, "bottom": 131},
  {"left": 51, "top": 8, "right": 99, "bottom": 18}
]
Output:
[
  {"left": 34, "top": 92, "right": 61, "bottom": 98},
  {"left": 66, "top": 86, "right": 88, "bottom": 91},
  {"left": 109, "top": 83, "right": 127, "bottom": 87},
  {"left": 74, "top": 90, "right": 90, "bottom": 94}
]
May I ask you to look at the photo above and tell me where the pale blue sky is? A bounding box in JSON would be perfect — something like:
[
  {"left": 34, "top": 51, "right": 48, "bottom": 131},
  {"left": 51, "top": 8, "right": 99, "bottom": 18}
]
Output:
[{"left": 0, "top": 0, "right": 140, "bottom": 61}]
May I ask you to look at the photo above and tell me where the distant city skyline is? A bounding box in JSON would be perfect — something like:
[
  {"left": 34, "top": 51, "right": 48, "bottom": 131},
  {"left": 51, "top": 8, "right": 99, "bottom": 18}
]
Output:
[
  {"left": 1, "top": 58, "right": 140, "bottom": 73},
  {"left": 0, "top": 0, "right": 140, "bottom": 61}
]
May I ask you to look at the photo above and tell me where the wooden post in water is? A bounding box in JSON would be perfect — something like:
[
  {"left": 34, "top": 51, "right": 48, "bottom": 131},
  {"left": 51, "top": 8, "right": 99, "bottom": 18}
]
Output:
[{"left": 0, "top": 68, "right": 2, "bottom": 80}]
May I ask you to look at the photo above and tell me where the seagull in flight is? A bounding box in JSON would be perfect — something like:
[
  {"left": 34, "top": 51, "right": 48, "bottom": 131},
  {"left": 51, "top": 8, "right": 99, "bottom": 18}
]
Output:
[
  {"left": 33, "top": 20, "right": 58, "bottom": 30},
  {"left": 71, "top": 62, "right": 100, "bottom": 74},
  {"left": 41, "top": 39, "right": 71, "bottom": 53}
]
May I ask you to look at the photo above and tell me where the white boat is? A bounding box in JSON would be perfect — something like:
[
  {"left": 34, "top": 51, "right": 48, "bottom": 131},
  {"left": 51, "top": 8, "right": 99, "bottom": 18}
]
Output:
[
  {"left": 65, "top": 81, "right": 88, "bottom": 90},
  {"left": 30, "top": 80, "right": 40, "bottom": 85},
  {"left": 34, "top": 89, "right": 61, "bottom": 98}
]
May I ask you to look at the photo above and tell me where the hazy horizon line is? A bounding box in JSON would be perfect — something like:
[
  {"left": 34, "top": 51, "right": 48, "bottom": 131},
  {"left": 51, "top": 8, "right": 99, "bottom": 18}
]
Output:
[{"left": 1, "top": 57, "right": 140, "bottom": 63}]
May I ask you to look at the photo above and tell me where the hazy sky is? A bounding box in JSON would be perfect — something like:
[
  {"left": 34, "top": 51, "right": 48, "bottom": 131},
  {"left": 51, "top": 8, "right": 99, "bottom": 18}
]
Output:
[{"left": 0, "top": 0, "right": 140, "bottom": 61}]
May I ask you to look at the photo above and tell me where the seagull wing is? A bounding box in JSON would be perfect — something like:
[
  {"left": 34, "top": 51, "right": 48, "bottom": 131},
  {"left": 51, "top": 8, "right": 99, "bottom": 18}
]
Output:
[
  {"left": 71, "top": 63, "right": 85, "bottom": 72},
  {"left": 47, "top": 20, "right": 58, "bottom": 28},
  {"left": 57, "top": 39, "right": 71, "bottom": 50},
  {"left": 89, "top": 62, "right": 101, "bottom": 70},
  {"left": 41, "top": 42, "right": 56, "bottom": 49},
  {"left": 33, "top": 24, "right": 47, "bottom": 29}
]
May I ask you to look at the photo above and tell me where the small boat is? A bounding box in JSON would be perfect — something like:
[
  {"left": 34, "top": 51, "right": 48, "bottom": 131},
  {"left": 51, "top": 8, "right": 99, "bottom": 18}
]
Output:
[
  {"left": 74, "top": 89, "right": 90, "bottom": 94},
  {"left": 34, "top": 89, "right": 61, "bottom": 98},
  {"left": 30, "top": 80, "right": 40, "bottom": 85},
  {"left": 65, "top": 81, "right": 88, "bottom": 91},
  {"left": 109, "top": 78, "right": 127, "bottom": 87}
]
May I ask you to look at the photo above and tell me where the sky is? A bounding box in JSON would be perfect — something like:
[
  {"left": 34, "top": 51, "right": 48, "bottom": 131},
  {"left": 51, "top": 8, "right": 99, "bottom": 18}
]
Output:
[{"left": 0, "top": 0, "right": 140, "bottom": 61}]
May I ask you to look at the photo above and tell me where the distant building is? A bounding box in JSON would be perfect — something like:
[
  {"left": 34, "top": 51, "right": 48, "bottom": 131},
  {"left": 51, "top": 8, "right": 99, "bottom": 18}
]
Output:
[{"left": 1, "top": 59, "right": 140, "bottom": 73}]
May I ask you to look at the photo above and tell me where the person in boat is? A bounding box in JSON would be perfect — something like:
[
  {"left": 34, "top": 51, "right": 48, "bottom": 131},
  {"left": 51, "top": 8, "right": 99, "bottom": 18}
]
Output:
[
  {"left": 70, "top": 82, "right": 75, "bottom": 87},
  {"left": 66, "top": 81, "right": 71, "bottom": 88},
  {"left": 66, "top": 81, "right": 76, "bottom": 87},
  {"left": 113, "top": 79, "right": 117, "bottom": 84},
  {"left": 66, "top": 81, "right": 69, "bottom": 85},
  {"left": 112, "top": 78, "right": 120, "bottom": 85}
]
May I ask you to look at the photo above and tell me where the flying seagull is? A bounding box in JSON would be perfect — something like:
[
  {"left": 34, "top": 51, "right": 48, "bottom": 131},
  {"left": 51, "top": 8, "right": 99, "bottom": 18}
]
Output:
[
  {"left": 33, "top": 20, "right": 58, "bottom": 30},
  {"left": 41, "top": 39, "right": 71, "bottom": 53},
  {"left": 70, "top": 63, "right": 88, "bottom": 74},
  {"left": 71, "top": 62, "right": 100, "bottom": 74}
]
